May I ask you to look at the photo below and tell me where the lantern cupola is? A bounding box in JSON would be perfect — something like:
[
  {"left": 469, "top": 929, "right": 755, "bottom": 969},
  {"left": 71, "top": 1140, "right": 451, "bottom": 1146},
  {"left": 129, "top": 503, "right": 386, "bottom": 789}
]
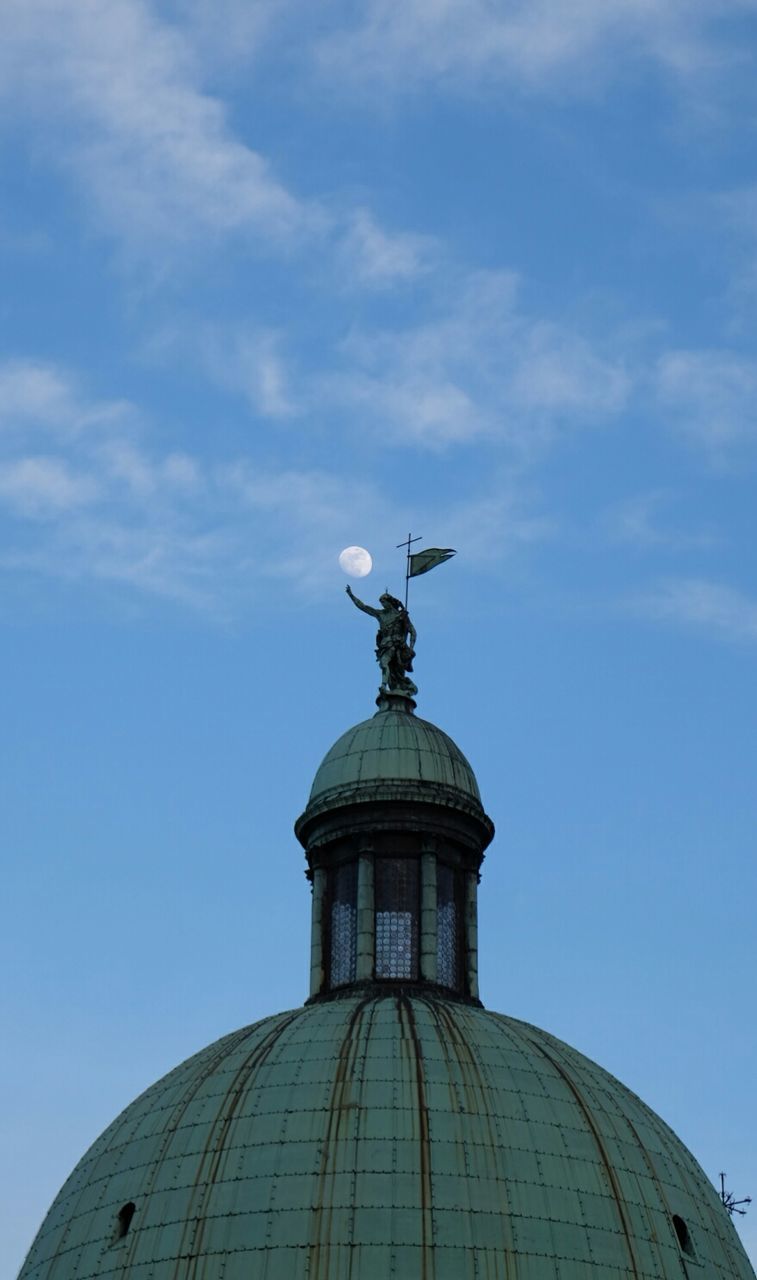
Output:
[{"left": 295, "top": 690, "right": 494, "bottom": 1001}]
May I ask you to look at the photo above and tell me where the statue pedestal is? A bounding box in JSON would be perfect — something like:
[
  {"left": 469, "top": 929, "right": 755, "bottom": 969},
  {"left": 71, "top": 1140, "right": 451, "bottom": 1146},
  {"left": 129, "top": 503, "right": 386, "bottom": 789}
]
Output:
[{"left": 376, "top": 689, "right": 417, "bottom": 714}]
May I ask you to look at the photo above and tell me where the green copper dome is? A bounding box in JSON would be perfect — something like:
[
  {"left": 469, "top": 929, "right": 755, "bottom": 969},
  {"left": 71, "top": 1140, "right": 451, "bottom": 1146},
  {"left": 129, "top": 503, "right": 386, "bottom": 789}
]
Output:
[
  {"left": 17, "top": 639, "right": 755, "bottom": 1280},
  {"left": 299, "top": 700, "right": 486, "bottom": 831},
  {"left": 19, "top": 992, "right": 754, "bottom": 1280}
]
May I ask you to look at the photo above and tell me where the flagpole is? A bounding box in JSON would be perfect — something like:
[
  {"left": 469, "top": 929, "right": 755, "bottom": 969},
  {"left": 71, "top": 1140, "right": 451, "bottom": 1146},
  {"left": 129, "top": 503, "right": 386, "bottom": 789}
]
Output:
[
  {"left": 405, "top": 532, "right": 411, "bottom": 609},
  {"left": 396, "top": 532, "right": 422, "bottom": 610}
]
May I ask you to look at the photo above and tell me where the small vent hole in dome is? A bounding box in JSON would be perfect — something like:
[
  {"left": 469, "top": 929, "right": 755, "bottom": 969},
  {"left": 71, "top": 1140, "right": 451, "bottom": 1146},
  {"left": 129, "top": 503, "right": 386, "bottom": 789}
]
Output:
[
  {"left": 672, "top": 1214, "right": 695, "bottom": 1257},
  {"left": 115, "top": 1202, "right": 136, "bottom": 1241}
]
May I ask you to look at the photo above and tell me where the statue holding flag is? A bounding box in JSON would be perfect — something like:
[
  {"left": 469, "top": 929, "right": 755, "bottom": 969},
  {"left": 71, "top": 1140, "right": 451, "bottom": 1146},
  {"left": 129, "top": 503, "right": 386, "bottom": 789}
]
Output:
[
  {"left": 346, "top": 539, "right": 455, "bottom": 699},
  {"left": 346, "top": 587, "right": 418, "bottom": 697}
]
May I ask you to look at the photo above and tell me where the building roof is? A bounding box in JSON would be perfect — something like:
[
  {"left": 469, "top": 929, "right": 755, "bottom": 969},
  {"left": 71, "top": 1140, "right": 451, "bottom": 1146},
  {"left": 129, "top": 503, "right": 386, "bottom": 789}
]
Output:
[
  {"left": 19, "top": 991, "right": 754, "bottom": 1280},
  {"left": 297, "top": 699, "right": 489, "bottom": 842},
  {"left": 18, "top": 662, "right": 755, "bottom": 1280},
  {"left": 309, "top": 703, "right": 482, "bottom": 801}
]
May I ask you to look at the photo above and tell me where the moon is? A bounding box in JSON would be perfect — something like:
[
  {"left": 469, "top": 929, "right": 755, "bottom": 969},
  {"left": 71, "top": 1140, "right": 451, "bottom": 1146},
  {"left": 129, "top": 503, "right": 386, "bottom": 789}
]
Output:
[{"left": 339, "top": 545, "right": 373, "bottom": 578}]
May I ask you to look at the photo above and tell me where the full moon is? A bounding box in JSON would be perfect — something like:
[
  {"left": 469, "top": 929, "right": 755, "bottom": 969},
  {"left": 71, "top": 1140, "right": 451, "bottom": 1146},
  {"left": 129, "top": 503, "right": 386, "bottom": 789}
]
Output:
[{"left": 339, "top": 545, "right": 373, "bottom": 577}]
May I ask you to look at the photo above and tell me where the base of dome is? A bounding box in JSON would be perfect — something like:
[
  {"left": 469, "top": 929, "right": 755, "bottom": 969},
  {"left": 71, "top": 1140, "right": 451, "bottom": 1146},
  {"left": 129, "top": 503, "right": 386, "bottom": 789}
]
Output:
[{"left": 304, "top": 979, "right": 484, "bottom": 1008}]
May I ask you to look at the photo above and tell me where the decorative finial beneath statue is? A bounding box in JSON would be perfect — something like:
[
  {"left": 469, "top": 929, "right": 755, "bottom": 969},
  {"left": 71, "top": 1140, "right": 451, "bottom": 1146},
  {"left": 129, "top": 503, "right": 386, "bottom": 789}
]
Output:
[{"left": 345, "top": 535, "right": 456, "bottom": 708}]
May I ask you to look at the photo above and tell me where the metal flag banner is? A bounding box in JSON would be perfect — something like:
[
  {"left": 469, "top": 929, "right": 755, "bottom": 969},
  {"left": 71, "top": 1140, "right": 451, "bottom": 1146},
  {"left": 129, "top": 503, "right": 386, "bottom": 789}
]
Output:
[{"left": 408, "top": 547, "right": 456, "bottom": 578}]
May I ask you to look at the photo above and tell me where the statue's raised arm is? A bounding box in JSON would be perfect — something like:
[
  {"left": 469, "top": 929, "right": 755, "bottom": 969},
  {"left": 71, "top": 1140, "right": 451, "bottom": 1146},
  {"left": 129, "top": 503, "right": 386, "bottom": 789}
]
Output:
[
  {"left": 345, "top": 585, "right": 381, "bottom": 619},
  {"left": 345, "top": 585, "right": 418, "bottom": 699}
]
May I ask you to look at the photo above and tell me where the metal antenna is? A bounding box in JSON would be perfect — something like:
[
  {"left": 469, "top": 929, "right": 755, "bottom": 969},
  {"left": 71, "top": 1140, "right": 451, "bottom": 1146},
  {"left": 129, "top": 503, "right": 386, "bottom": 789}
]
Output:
[
  {"left": 396, "top": 532, "right": 422, "bottom": 609},
  {"left": 719, "top": 1173, "right": 752, "bottom": 1217}
]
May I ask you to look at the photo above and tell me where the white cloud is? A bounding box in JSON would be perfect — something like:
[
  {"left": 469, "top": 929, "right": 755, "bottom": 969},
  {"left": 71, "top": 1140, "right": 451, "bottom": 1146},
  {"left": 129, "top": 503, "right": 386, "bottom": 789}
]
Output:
[
  {"left": 221, "top": 461, "right": 357, "bottom": 520},
  {"left": 1, "top": 0, "right": 461, "bottom": 297},
  {"left": 340, "top": 209, "right": 434, "bottom": 287},
  {"left": 95, "top": 440, "right": 203, "bottom": 499},
  {"left": 0, "top": 362, "right": 80, "bottom": 429},
  {"left": 0, "top": 354, "right": 556, "bottom": 611},
  {"left": 143, "top": 264, "right": 629, "bottom": 456},
  {"left": 0, "top": 457, "right": 100, "bottom": 517},
  {"left": 604, "top": 490, "right": 717, "bottom": 550},
  {"left": 0, "top": 358, "right": 368, "bottom": 604},
  {"left": 198, "top": 329, "right": 298, "bottom": 419},
  {"left": 218, "top": 462, "right": 395, "bottom": 587},
  {"left": 0, "top": 0, "right": 316, "bottom": 258},
  {"left": 322, "top": 271, "right": 630, "bottom": 450},
  {"left": 508, "top": 323, "right": 631, "bottom": 415},
  {"left": 0, "top": 371, "right": 199, "bottom": 520},
  {"left": 441, "top": 489, "right": 553, "bottom": 566},
  {"left": 161, "top": 452, "right": 203, "bottom": 493},
  {"left": 0, "top": 356, "right": 221, "bottom": 603},
  {"left": 634, "top": 577, "right": 757, "bottom": 640},
  {"left": 656, "top": 349, "right": 757, "bottom": 451},
  {"left": 95, "top": 441, "right": 157, "bottom": 498},
  {"left": 164, "top": 0, "right": 287, "bottom": 69},
  {"left": 1, "top": 518, "right": 234, "bottom": 610},
  {"left": 314, "top": 0, "right": 756, "bottom": 94},
  {"left": 219, "top": 460, "right": 551, "bottom": 591},
  {"left": 72, "top": 521, "right": 230, "bottom": 607},
  {"left": 0, "top": 360, "right": 129, "bottom": 435}
]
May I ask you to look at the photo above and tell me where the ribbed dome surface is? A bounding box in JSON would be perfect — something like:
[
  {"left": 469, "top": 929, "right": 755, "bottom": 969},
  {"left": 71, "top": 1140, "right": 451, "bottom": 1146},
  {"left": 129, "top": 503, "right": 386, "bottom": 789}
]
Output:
[
  {"left": 20, "top": 993, "right": 753, "bottom": 1280},
  {"left": 305, "top": 705, "right": 482, "bottom": 811}
]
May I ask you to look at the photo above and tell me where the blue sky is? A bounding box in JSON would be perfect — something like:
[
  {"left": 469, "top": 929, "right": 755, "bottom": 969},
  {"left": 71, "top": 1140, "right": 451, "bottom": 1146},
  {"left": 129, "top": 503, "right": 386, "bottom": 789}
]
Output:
[{"left": 2, "top": 0, "right": 757, "bottom": 1271}]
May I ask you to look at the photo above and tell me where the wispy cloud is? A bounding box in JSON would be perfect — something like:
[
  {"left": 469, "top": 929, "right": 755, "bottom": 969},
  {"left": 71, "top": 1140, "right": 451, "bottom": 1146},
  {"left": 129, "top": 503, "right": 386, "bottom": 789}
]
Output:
[
  {"left": 95, "top": 440, "right": 203, "bottom": 500},
  {"left": 0, "top": 356, "right": 227, "bottom": 606},
  {"left": 166, "top": 0, "right": 289, "bottom": 70},
  {"left": 321, "top": 270, "right": 630, "bottom": 450},
  {"left": 0, "top": 0, "right": 316, "bottom": 262},
  {"left": 0, "top": 0, "right": 453, "bottom": 283},
  {"left": 339, "top": 209, "right": 435, "bottom": 288},
  {"left": 193, "top": 327, "right": 299, "bottom": 418},
  {"left": 603, "top": 490, "right": 717, "bottom": 550},
  {"left": 0, "top": 359, "right": 129, "bottom": 436},
  {"left": 656, "top": 348, "right": 757, "bottom": 454},
  {"left": 0, "top": 355, "right": 554, "bottom": 610},
  {"left": 441, "top": 488, "right": 553, "bottom": 567},
  {"left": 218, "top": 463, "right": 551, "bottom": 591},
  {"left": 633, "top": 577, "right": 757, "bottom": 640},
  {"left": 314, "top": 0, "right": 756, "bottom": 95},
  {"left": 0, "top": 457, "right": 100, "bottom": 517},
  {"left": 217, "top": 460, "right": 401, "bottom": 591},
  {"left": 0, "top": 519, "right": 235, "bottom": 610}
]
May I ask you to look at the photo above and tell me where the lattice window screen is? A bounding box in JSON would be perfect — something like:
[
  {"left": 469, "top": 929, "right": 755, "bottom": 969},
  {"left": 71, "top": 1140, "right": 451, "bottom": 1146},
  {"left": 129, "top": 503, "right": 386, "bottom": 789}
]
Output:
[
  {"left": 329, "top": 862, "right": 357, "bottom": 988},
  {"left": 437, "top": 862, "right": 462, "bottom": 991},
  {"left": 375, "top": 858, "right": 419, "bottom": 980}
]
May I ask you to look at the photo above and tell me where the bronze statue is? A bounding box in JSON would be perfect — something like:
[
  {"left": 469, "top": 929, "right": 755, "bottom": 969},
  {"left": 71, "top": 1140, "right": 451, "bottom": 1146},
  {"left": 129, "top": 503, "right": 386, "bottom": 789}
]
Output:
[{"left": 346, "top": 585, "right": 418, "bottom": 697}]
